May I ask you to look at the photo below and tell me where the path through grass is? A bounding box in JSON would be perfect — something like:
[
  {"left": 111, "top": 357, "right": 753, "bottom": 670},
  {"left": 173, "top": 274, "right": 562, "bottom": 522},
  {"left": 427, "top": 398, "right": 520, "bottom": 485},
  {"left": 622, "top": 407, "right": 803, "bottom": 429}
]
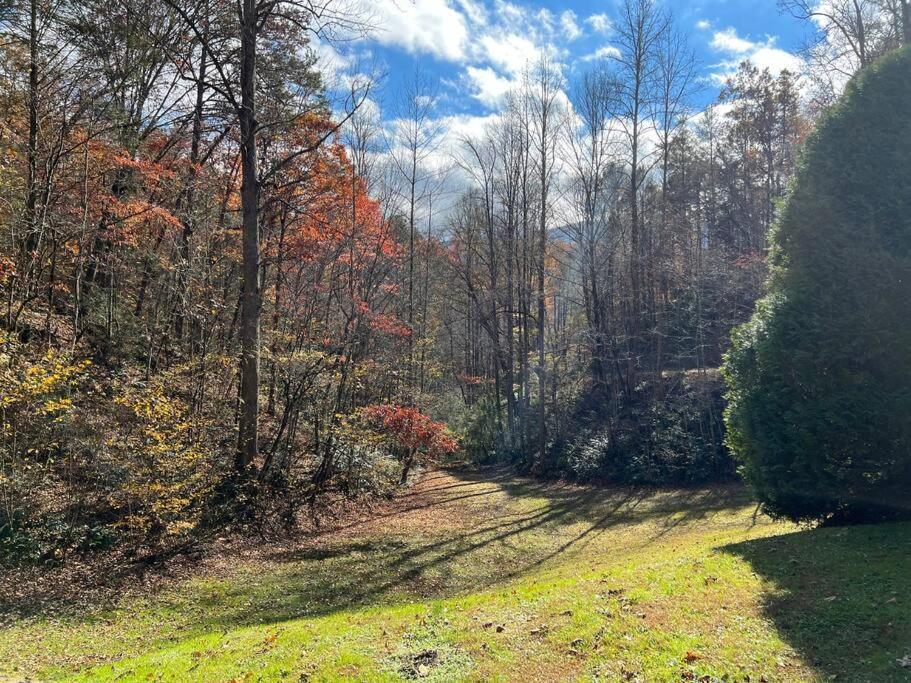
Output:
[{"left": 2, "top": 467, "right": 910, "bottom": 681}]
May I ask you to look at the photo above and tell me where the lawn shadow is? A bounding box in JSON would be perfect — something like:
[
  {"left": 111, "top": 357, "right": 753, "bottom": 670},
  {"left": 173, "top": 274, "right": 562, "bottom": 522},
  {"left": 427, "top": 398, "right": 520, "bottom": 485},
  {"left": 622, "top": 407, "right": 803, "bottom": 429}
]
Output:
[
  {"left": 1, "top": 466, "right": 758, "bottom": 651},
  {"left": 722, "top": 521, "right": 911, "bottom": 682},
  {"left": 182, "top": 467, "right": 754, "bottom": 632}
]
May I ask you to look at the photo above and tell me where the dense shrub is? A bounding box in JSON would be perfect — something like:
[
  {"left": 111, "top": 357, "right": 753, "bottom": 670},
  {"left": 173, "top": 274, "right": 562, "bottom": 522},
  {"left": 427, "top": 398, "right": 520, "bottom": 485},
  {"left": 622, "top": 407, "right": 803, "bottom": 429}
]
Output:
[
  {"left": 459, "top": 397, "right": 505, "bottom": 464},
  {"left": 352, "top": 404, "right": 459, "bottom": 483},
  {"left": 0, "top": 334, "right": 228, "bottom": 564},
  {"left": 560, "top": 376, "right": 732, "bottom": 485},
  {"left": 455, "top": 371, "right": 734, "bottom": 486},
  {"left": 723, "top": 47, "right": 911, "bottom": 524},
  {"left": 0, "top": 334, "right": 90, "bottom": 562}
]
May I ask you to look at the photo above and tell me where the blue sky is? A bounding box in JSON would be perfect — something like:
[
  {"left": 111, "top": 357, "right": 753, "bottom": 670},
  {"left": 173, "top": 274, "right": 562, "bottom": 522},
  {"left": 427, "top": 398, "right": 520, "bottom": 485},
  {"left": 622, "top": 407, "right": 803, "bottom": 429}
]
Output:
[{"left": 320, "top": 0, "right": 808, "bottom": 130}]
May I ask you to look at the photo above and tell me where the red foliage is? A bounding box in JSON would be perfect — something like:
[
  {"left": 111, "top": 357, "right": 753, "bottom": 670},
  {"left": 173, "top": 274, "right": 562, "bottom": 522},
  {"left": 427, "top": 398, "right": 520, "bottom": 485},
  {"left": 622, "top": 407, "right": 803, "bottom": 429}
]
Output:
[{"left": 362, "top": 404, "right": 459, "bottom": 457}]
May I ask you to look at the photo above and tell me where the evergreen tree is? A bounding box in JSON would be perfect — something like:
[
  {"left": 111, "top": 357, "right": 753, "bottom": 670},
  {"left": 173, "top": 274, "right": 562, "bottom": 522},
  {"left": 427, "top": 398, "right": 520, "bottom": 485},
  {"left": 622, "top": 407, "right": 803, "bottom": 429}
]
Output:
[{"left": 724, "top": 47, "right": 911, "bottom": 523}]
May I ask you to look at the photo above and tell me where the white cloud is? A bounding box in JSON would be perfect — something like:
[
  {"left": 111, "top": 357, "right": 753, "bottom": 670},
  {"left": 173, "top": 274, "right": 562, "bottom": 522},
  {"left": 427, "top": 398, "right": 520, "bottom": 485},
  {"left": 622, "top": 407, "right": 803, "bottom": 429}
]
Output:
[
  {"left": 443, "top": 112, "right": 502, "bottom": 142},
  {"left": 560, "top": 10, "right": 582, "bottom": 41},
  {"left": 707, "top": 27, "right": 803, "bottom": 83},
  {"left": 585, "top": 13, "right": 612, "bottom": 35},
  {"left": 453, "top": 0, "right": 487, "bottom": 25},
  {"left": 477, "top": 33, "right": 537, "bottom": 75},
  {"left": 371, "top": 0, "right": 470, "bottom": 62},
  {"left": 711, "top": 27, "right": 761, "bottom": 54},
  {"left": 464, "top": 66, "right": 519, "bottom": 107},
  {"left": 695, "top": 19, "right": 712, "bottom": 31},
  {"left": 746, "top": 46, "right": 804, "bottom": 74},
  {"left": 580, "top": 45, "right": 621, "bottom": 62},
  {"left": 534, "top": 8, "right": 556, "bottom": 33},
  {"left": 312, "top": 39, "right": 353, "bottom": 81}
]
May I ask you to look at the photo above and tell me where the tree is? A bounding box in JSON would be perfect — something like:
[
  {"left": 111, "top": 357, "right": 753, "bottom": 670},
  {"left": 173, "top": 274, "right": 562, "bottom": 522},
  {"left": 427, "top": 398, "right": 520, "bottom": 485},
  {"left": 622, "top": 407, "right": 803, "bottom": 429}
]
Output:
[
  {"left": 527, "top": 55, "right": 563, "bottom": 470},
  {"left": 609, "top": 0, "right": 669, "bottom": 391},
  {"left": 164, "top": 0, "right": 371, "bottom": 477},
  {"left": 387, "top": 66, "right": 443, "bottom": 397},
  {"left": 359, "top": 404, "right": 458, "bottom": 484},
  {"left": 781, "top": 0, "right": 910, "bottom": 102},
  {"left": 723, "top": 46, "right": 911, "bottom": 523},
  {"left": 564, "top": 69, "right": 623, "bottom": 395}
]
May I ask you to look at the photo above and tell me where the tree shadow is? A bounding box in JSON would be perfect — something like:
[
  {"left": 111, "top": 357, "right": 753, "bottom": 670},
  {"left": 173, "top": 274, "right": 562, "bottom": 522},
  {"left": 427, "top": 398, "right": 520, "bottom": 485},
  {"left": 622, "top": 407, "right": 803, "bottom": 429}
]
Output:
[
  {"left": 180, "top": 468, "right": 751, "bottom": 632},
  {"left": 722, "top": 521, "right": 911, "bottom": 681},
  {"left": 2, "top": 465, "right": 757, "bottom": 661}
]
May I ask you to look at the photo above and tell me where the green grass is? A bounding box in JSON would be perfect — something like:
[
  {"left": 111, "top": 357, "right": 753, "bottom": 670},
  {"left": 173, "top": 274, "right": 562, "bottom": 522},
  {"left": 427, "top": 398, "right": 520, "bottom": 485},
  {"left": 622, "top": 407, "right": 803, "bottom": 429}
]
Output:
[{"left": 2, "top": 468, "right": 910, "bottom": 682}]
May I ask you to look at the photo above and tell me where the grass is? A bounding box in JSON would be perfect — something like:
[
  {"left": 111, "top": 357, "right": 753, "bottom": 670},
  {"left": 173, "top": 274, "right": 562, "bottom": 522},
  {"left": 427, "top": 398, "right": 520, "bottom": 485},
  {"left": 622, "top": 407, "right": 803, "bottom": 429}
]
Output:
[{"left": 2, "top": 467, "right": 910, "bottom": 682}]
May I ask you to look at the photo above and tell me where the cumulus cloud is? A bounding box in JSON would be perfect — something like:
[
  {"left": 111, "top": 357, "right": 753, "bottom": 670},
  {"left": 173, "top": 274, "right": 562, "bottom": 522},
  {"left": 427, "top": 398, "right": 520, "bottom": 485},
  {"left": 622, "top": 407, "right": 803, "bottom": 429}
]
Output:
[
  {"left": 478, "top": 33, "right": 538, "bottom": 75},
  {"left": 371, "top": 0, "right": 470, "bottom": 62},
  {"left": 585, "top": 13, "right": 612, "bottom": 35},
  {"left": 366, "top": 0, "right": 583, "bottom": 111},
  {"left": 464, "top": 66, "right": 520, "bottom": 107},
  {"left": 580, "top": 45, "right": 621, "bottom": 63},
  {"left": 711, "top": 27, "right": 762, "bottom": 54},
  {"left": 707, "top": 27, "right": 803, "bottom": 83},
  {"left": 560, "top": 10, "right": 582, "bottom": 41}
]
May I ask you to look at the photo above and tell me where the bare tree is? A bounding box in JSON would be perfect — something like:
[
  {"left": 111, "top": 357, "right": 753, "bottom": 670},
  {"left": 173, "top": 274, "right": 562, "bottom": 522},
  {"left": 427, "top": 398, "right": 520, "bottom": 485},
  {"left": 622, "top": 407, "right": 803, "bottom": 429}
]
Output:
[
  {"left": 781, "top": 0, "right": 907, "bottom": 101},
  {"left": 610, "top": 0, "right": 669, "bottom": 388},
  {"left": 386, "top": 65, "right": 443, "bottom": 398},
  {"left": 526, "top": 55, "right": 564, "bottom": 469},
  {"left": 564, "top": 69, "right": 623, "bottom": 395}
]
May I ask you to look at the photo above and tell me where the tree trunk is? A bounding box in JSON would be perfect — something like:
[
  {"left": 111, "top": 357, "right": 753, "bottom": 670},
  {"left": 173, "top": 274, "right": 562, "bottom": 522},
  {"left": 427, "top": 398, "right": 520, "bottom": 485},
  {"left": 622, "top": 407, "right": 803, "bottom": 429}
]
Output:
[
  {"left": 903, "top": 0, "right": 911, "bottom": 45},
  {"left": 24, "top": 0, "right": 39, "bottom": 256},
  {"left": 236, "top": 0, "right": 260, "bottom": 473},
  {"left": 175, "top": 20, "right": 208, "bottom": 342},
  {"left": 537, "top": 143, "right": 547, "bottom": 470}
]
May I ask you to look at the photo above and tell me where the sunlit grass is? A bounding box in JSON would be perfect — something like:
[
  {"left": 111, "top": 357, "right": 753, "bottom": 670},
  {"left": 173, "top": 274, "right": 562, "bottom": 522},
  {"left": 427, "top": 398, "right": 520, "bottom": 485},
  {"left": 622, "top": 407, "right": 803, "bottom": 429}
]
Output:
[{"left": 3, "top": 468, "right": 910, "bottom": 682}]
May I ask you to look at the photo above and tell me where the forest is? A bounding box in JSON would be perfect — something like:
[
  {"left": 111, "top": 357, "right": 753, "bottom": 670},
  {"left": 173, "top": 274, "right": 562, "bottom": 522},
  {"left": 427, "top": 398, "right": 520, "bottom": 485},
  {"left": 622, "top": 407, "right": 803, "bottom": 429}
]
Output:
[{"left": 0, "top": 0, "right": 909, "bottom": 680}]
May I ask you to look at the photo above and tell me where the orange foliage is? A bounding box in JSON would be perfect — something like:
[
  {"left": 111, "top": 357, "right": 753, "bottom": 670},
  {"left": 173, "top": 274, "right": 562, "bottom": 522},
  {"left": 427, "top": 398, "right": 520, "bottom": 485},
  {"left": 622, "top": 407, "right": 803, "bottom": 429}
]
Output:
[{"left": 362, "top": 404, "right": 459, "bottom": 458}]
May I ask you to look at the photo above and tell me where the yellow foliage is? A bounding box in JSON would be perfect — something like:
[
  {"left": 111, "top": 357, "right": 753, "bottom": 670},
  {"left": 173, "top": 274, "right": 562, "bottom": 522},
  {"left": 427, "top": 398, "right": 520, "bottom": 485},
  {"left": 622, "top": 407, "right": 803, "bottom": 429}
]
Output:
[
  {"left": 110, "top": 382, "right": 216, "bottom": 539},
  {"left": 0, "top": 333, "right": 89, "bottom": 456}
]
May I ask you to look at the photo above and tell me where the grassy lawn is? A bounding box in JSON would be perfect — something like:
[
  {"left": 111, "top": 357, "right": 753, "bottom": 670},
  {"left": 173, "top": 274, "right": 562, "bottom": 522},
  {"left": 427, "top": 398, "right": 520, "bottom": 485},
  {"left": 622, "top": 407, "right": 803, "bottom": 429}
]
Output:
[{"left": 2, "top": 467, "right": 910, "bottom": 682}]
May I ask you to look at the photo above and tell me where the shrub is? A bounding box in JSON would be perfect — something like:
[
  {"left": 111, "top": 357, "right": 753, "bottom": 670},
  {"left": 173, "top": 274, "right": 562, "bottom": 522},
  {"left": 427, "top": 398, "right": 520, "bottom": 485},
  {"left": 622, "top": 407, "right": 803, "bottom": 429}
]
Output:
[
  {"left": 106, "top": 380, "right": 220, "bottom": 543},
  {"left": 562, "top": 379, "right": 732, "bottom": 485},
  {"left": 723, "top": 47, "right": 911, "bottom": 524},
  {"left": 356, "top": 405, "right": 459, "bottom": 483},
  {"left": 0, "top": 336, "right": 226, "bottom": 562},
  {"left": 0, "top": 334, "right": 91, "bottom": 563}
]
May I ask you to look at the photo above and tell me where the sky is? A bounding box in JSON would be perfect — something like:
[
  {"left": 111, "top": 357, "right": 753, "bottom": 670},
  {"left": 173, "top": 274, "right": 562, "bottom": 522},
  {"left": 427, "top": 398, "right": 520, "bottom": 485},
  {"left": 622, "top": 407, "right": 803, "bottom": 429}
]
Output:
[
  {"left": 318, "top": 0, "right": 808, "bottom": 134},
  {"left": 311, "top": 0, "right": 813, "bottom": 219}
]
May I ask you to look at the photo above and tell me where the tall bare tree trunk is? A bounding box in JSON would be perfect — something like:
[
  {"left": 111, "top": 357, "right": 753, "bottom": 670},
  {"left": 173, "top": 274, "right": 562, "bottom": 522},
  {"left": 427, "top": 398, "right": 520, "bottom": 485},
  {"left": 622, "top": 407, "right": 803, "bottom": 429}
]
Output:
[
  {"left": 536, "top": 125, "right": 547, "bottom": 471},
  {"left": 236, "top": 0, "right": 260, "bottom": 473},
  {"left": 903, "top": 0, "right": 910, "bottom": 44},
  {"left": 175, "top": 14, "right": 208, "bottom": 343}
]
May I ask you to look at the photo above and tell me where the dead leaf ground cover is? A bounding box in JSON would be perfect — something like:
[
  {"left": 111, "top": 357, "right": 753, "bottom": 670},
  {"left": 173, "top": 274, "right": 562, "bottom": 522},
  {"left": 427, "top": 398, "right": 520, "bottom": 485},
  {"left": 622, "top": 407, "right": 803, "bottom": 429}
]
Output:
[{"left": 1, "top": 466, "right": 910, "bottom": 682}]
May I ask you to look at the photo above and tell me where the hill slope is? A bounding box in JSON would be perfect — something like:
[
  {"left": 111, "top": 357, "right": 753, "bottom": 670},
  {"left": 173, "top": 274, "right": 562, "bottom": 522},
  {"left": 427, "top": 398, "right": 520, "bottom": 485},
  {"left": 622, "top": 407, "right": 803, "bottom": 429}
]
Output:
[{"left": 3, "top": 468, "right": 910, "bottom": 682}]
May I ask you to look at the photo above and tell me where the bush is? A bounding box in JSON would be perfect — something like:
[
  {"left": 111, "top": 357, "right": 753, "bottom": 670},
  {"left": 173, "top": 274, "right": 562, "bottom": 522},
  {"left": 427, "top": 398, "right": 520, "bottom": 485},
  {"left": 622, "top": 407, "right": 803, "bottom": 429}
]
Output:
[
  {"left": 0, "top": 334, "right": 91, "bottom": 563},
  {"left": 0, "top": 335, "right": 228, "bottom": 563},
  {"left": 344, "top": 404, "right": 459, "bottom": 484},
  {"left": 723, "top": 47, "right": 911, "bottom": 524},
  {"left": 105, "top": 380, "right": 220, "bottom": 542},
  {"left": 460, "top": 397, "right": 505, "bottom": 464},
  {"left": 562, "top": 378, "right": 732, "bottom": 485}
]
